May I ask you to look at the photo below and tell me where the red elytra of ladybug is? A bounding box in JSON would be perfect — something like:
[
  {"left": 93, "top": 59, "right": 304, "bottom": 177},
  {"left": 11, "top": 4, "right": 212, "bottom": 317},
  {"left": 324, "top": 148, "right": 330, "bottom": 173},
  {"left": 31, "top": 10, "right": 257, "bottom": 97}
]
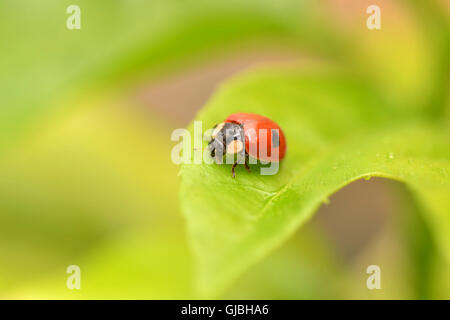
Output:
[
  {"left": 225, "top": 113, "right": 287, "bottom": 161},
  {"left": 208, "top": 112, "right": 287, "bottom": 178}
]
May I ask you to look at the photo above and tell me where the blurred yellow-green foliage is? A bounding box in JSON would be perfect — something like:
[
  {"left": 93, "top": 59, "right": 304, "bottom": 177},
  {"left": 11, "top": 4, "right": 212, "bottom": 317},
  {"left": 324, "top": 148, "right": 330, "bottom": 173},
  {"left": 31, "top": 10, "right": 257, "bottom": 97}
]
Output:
[{"left": 0, "top": 0, "right": 448, "bottom": 299}]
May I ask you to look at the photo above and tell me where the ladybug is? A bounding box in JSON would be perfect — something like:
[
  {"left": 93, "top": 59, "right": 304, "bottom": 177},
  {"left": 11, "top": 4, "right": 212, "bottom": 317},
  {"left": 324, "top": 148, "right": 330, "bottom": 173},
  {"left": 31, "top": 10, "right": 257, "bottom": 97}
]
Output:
[{"left": 208, "top": 112, "right": 287, "bottom": 178}]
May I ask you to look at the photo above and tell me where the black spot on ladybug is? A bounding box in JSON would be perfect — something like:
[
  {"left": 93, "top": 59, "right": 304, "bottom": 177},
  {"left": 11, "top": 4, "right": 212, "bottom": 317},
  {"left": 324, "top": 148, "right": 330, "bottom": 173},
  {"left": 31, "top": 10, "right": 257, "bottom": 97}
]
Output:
[{"left": 271, "top": 129, "right": 279, "bottom": 148}]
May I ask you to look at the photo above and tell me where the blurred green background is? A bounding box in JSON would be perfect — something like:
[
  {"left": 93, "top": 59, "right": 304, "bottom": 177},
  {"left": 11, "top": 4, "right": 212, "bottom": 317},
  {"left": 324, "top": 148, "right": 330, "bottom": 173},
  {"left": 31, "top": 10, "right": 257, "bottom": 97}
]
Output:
[{"left": 0, "top": 0, "right": 448, "bottom": 299}]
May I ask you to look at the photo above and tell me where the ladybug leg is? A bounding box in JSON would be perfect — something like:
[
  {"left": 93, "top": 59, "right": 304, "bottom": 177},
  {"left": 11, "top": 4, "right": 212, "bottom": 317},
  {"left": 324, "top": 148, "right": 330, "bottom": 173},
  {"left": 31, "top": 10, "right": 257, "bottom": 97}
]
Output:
[
  {"left": 231, "top": 154, "right": 250, "bottom": 178},
  {"left": 244, "top": 153, "right": 251, "bottom": 173},
  {"left": 231, "top": 161, "right": 238, "bottom": 178}
]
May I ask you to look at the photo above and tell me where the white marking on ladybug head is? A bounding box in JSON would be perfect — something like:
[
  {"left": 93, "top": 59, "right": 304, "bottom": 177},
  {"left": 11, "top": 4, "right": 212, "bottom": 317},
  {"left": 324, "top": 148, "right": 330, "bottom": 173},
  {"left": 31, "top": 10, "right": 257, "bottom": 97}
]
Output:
[
  {"left": 211, "top": 122, "right": 225, "bottom": 139},
  {"left": 226, "top": 139, "right": 243, "bottom": 154}
]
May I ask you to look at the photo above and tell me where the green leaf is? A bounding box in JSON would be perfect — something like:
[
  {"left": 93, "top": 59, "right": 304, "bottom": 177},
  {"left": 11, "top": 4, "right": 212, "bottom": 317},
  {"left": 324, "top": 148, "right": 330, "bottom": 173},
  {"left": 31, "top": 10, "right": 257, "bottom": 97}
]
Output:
[{"left": 180, "top": 66, "right": 450, "bottom": 296}]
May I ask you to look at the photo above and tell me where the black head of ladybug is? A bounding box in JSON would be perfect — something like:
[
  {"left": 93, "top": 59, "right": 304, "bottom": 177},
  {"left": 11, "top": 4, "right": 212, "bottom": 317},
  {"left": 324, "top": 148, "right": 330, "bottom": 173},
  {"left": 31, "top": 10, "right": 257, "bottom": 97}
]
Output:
[
  {"left": 208, "top": 122, "right": 244, "bottom": 162},
  {"left": 208, "top": 122, "right": 250, "bottom": 178}
]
